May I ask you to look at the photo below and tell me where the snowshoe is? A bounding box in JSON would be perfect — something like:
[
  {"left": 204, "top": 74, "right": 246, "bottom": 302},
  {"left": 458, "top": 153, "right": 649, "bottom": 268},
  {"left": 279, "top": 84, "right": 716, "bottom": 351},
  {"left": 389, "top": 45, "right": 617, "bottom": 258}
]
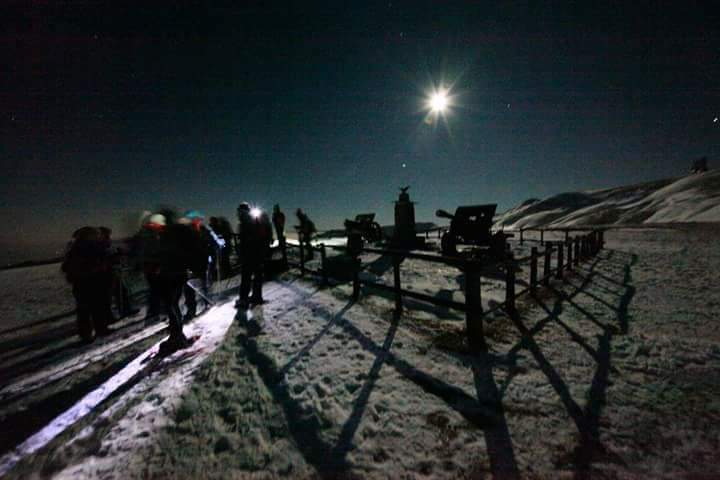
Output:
[{"left": 158, "top": 335, "right": 192, "bottom": 356}]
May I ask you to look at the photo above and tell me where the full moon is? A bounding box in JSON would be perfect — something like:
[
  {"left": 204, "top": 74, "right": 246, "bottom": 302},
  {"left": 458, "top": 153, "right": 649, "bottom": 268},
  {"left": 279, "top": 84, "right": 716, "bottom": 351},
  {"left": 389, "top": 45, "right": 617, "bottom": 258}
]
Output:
[{"left": 429, "top": 91, "right": 448, "bottom": 113}]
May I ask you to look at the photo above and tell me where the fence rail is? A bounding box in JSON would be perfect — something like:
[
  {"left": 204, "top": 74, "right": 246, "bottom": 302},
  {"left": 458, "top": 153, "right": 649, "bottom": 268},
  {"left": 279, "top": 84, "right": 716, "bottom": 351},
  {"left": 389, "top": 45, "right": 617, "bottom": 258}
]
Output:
[
  {"left": 283, "top": 228, "right": 605, "bottom": 351},
  {"left": 505, "top": 226, "right": 606, "bottom": 247}
]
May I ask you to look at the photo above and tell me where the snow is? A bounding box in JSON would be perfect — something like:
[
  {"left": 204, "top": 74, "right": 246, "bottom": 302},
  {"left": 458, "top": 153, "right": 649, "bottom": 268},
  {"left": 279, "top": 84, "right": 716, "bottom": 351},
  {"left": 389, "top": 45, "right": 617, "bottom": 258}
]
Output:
[
  {"left": 0, "top": 263, "right": 73, "bottom": 333},
  {"left": 0, "top": 321, "right": 168, "bottom": 402},
  {"left": 51, "top": 302, "right": 236, "bottom": 479},
  {"left": 495, "top": 171, "right": 720, "bottom": 228},
  {"left": 127, "top": 227, "right": 720, "bottom": 477},
  {"left": 0, "top": 300, "right": 236, "bottom": 478},
  {"left": 1, "top": 176, "right": 720, "bottom": 478}
]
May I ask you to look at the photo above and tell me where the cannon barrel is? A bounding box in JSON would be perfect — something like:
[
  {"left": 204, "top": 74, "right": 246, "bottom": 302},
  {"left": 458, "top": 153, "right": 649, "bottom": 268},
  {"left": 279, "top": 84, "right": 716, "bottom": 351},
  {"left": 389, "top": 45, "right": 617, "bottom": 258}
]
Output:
[{"left": 435, "top": 209, "right": 454, "bottom": 220}]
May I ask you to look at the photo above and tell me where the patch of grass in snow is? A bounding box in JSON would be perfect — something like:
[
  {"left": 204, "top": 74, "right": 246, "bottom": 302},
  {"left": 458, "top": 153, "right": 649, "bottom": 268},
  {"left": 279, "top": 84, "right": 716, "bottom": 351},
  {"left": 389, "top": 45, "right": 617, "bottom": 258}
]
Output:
[{"left": 140, "top": 320, "right": 315, "bottom": 479}]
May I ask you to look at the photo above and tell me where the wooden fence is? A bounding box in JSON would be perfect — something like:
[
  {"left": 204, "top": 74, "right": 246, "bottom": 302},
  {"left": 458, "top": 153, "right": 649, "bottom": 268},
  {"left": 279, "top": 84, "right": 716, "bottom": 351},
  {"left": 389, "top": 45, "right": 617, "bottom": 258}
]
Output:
[
  {"left": 512, "top": 226, "right": 606, "bottom": 247},
  {"left": 284, "top": 228, "right": 605, "bottom": 350}
]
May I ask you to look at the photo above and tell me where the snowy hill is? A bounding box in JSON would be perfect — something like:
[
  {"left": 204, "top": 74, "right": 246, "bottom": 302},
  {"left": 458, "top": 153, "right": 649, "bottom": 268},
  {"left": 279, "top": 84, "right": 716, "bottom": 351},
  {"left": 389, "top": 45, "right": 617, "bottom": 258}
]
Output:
[{"left": 495, "top": 170, "right": 720, "bottom": 229}]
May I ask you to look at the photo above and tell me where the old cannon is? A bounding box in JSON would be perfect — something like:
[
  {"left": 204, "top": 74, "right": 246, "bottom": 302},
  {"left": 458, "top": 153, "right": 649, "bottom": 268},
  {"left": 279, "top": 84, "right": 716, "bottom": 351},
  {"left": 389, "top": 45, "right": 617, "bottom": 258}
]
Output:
[
  {"left": 436, "top": 204, "right": 511, "bottom": 258},
  {"left": 344, "top": 213, "right": 384, "bottom": 243}
]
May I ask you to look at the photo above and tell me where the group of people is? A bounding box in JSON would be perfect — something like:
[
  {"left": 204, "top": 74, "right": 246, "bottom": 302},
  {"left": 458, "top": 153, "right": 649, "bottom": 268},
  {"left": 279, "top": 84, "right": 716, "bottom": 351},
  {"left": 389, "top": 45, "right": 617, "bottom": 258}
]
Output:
[{"left": 62, "top": 204, "right": 316, "bottom": 354}]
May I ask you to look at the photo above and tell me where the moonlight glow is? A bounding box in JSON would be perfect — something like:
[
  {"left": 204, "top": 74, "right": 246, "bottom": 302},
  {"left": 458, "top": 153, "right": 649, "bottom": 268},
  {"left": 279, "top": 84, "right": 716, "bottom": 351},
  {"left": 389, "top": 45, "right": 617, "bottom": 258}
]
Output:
[{"left": 429, "top": 90, "right": 449, "bottom": 113}]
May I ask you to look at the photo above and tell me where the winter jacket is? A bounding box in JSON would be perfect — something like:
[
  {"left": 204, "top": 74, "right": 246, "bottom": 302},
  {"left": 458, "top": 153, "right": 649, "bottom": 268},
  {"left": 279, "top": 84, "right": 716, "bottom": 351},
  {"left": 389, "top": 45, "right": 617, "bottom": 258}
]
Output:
[
  {"left": 296, "top": 213, "right": 316, "bottom": 237},
  {"left": 61, "top": 237, "right": 107, "bottom": 283},
  {"left": 237, "top": 212, "right": 273, "bottom": 263},
  {"left": 159, "top": 223, "right": 209, "bottom": 278},
  {"left": 272, "top": 211, "right": 286, "bottom": 233}
]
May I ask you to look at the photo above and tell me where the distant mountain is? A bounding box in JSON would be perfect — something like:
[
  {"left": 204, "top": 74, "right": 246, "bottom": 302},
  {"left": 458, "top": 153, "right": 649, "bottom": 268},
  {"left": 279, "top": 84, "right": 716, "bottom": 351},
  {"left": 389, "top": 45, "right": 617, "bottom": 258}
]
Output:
[{"left": 495, "top": 171, "right": 720, "bottom": 229}]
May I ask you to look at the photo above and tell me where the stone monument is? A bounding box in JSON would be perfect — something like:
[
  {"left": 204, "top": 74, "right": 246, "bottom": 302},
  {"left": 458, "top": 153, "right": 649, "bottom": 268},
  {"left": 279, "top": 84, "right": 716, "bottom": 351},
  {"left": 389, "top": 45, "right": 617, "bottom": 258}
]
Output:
[{"left": 392, "top": 186, "right": 422, "bottom": 249}]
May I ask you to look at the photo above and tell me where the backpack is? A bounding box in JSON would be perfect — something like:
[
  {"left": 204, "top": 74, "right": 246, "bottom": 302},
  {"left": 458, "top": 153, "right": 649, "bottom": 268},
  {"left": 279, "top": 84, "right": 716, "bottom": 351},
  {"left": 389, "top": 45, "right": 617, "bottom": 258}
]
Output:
[{"left": 158, "top": 224, "right": 208, "bottom": 277}]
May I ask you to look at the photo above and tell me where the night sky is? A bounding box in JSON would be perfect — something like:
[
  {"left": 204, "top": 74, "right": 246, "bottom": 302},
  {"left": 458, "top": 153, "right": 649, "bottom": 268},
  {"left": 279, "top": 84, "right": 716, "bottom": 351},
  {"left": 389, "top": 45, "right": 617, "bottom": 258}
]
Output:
[{"left": 1, "top": 1, "right": 718, "bottom": 259}]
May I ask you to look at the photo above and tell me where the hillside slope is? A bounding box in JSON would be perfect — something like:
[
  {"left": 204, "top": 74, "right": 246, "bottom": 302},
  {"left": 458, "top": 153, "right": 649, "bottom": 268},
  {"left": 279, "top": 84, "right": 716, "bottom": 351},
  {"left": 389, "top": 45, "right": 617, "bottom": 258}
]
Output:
[{"left": 495, "top": 170, "right": 720, "bottom": 229}]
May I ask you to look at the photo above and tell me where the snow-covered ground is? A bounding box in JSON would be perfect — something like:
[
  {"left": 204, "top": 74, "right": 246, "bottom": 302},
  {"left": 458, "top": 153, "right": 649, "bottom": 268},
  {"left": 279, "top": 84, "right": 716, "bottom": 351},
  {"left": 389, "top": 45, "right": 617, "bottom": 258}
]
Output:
[
  {"left": 495, "top": 170, "right": 720, "bottom": 229},
  {"left": 0, "top": 262, "right": 74, "bottom": 333},
  {"left": 1, "top": 223, "right": 719, "bottom": 478}
]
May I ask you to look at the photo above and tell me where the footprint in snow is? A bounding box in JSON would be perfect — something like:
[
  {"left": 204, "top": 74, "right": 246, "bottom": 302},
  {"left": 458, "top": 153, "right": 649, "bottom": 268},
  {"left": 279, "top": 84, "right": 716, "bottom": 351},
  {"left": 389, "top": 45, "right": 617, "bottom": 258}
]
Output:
[{"left": 314, "top": 383, "right": 330, "bottom": 397}]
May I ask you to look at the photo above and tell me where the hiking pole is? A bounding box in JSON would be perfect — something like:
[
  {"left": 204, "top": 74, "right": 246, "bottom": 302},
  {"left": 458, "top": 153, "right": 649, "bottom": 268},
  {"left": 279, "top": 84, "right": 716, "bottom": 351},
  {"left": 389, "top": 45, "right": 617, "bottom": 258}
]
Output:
[{"left": 185, "top": 279, "right": 216, "bottom": 306}]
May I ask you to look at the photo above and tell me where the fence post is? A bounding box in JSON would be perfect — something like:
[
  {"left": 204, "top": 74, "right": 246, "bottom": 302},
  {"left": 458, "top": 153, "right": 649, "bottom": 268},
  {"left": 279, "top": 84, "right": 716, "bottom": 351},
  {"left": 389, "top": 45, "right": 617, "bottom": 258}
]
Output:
[
  {"left": 593, "top": 231, "right": 599, "bottom": 255},
  {"left": 280, "top": 236, "right": 288, "bottom": 270},
  {"left": 543, "top": 243, "right": 552, "bottom": 286},
  {"left": 299, "top": 241, "right": 305, "bottom": 277},
  {"left": 464, "top": 261, "right": 484, "bottom": 351},
  {"left": 530, "top": 247, "right": 538, "bottom": 294},
  {"left": 519, "top": 228, "right": 524, "bottom": 245},
  {"left": 564, "top": 230, "right": 569, "bottom": 243},
  {"left": 556, "top": 240, "right": 564, "bottom": 280},
  {"left": 599, "top": 230, "right": 605, "bottom": 249},
  {"left": 578, "top": 236, "right": 584, "bottom": 259},
  {"left": 393, "top": 253, "right": 402, "bottom": 316},
  {"left": 540, "top": 229, "right": 544, "bottom": 246},
  {"left": 586, "top": 234, "right": 592, "bottom": 257},
  {"left": 566, "top": 239, "right": 573, "bottom": 270},
  {"left": 574, "top": 237, "right": 580, "bottom": 266},
  {"left": 320, "top": 244, "right": 328, "bottom": 286},
  {"left": 593, "top": 230, "right": 600, "bottom": 255},
  {"left": 578, "top": 236, "right": 583, "bottom": 259},
  {"left": 505, "top": 253, "right": 516, "bottom": 312}
]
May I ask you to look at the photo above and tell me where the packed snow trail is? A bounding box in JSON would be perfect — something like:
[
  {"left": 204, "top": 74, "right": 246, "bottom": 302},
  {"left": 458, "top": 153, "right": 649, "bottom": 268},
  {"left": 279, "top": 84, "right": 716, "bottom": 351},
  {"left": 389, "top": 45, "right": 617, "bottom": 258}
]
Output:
[
  {"left": 0, "top": 300, "right": 236, "bottom": 478},
  {"left": 0, "top": 321, "right": 169, "bottom": 402}
]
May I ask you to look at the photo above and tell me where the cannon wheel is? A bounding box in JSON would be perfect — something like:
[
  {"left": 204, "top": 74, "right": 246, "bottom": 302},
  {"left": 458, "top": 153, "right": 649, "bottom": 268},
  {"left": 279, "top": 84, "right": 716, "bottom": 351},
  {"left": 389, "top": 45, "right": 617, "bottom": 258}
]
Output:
[
  {"left": 441, "top": 232, "right": 458, "bottom": 256},
  {"left": 489, "top": 233, "right": 507, "bottom": 260},
  {"left": 370, "top": 222, "right": 384, "bottom": 242}
]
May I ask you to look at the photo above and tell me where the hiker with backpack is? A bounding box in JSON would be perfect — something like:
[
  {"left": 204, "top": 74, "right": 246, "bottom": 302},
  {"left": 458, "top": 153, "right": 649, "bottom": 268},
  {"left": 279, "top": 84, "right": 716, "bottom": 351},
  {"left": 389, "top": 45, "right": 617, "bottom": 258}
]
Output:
[
  {"left": 181, "top": 210, "right": 218, "bottom": 319},
  {"left": 144, "top": 210, "right": 208, "bottom": 354},
  {"left": 295, "top": 208, "right": 316, "bottom": 260},
  {"left": 62, "top": 226, "right": 113, "bottom": 343},
  {"left": 235, "top": 203, "right": 273, "bottom": 308}
]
